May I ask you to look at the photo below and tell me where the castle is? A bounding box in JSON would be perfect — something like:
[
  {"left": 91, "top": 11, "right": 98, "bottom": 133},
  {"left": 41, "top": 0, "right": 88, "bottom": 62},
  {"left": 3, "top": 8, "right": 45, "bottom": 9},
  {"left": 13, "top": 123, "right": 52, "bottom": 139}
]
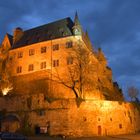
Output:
[{"left": 0, "top": 13, "right": 140, "bottom": 136}]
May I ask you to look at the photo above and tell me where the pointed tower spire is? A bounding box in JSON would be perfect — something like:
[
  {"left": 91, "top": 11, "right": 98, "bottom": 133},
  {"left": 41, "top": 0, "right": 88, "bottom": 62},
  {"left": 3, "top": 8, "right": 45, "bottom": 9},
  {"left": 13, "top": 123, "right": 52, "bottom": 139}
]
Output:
[
  {"left": 97, "top": 48, "right": 107, "bottom": 66},
  {"left": 74, "top": 11, "right": 81, "bottom": 26},
  {"left": 73, "top": 11, "right": 82, "bottom": 36},
  {"left": 85, "top": 30, "right": 93, "bottom": 51}
]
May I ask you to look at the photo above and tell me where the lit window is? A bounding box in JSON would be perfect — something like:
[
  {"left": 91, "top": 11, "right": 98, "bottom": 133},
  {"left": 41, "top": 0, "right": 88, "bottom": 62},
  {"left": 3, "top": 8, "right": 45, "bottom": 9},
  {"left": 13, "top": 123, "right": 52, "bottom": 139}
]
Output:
[
  {"left": 67, "top": 57, "right": 73, "bottom": 65},
  {"left": 17, "top": 66, "right": 22, "bottom": 73},
  {"left": 28, "top": 64, "right": 34, "bottom": 71},
  {"left": 41, "top": 47, "right": 47, "bottom": 53},
  {"left": 66, "top": 41, "right": 73, "bottom": 48},
  {"left": 40, "top": 62, "right": 46, "bottom": 69},
  {"left": 29, "top": 49, "right": 35, "bottom": 56},
  {"left": 17, "top": 52, "right": 23, "bottom": 58},
  {"left": 53, "top": 44, "right": 59, "bottom": 51},
  {"left": 53, "top": 60, "right": 59, "bottom": 67}
]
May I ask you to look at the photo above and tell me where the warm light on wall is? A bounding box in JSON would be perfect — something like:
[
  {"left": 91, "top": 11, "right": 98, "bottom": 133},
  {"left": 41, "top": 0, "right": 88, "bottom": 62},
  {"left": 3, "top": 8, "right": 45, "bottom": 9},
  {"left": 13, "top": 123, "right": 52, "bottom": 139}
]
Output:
[{"left": 2, "top": 85, "right": 13, "bottom": 96}]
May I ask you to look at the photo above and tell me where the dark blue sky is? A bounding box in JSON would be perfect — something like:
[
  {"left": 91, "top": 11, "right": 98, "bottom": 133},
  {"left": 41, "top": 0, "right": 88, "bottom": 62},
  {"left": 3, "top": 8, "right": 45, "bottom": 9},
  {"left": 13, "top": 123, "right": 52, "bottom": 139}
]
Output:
[{"left": 0, "top": 0, "right": 140, "bottom": 100}]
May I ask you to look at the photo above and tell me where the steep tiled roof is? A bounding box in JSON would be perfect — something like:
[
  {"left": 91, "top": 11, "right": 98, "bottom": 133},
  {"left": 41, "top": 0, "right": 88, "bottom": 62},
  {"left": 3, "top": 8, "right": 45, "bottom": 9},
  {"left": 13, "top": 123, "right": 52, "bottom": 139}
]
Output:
[{"left": 13, "top": 17, "right": 74, "bottom": 48}]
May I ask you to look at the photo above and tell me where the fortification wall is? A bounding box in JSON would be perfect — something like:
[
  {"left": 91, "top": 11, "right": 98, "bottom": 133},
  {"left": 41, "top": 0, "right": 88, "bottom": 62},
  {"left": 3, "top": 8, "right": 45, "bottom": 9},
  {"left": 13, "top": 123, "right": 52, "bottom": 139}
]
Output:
[
  {"left": 10, "top": 71, "right": 105, "bottom": 100},
  {"left": 0, "top": 94, "right": 140, "bottom": 136}
]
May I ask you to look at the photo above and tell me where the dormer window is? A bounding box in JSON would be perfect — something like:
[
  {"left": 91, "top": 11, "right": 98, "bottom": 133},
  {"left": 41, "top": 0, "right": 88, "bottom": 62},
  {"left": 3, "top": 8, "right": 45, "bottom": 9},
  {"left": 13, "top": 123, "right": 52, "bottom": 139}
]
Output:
[{"left": 59, "top": 27, "right": 64, "bottom": 35}]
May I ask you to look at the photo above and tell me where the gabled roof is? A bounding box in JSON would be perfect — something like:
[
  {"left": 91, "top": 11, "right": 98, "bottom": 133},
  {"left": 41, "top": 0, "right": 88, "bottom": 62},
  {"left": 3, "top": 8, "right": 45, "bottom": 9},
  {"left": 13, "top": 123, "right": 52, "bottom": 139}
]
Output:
[
  {"left": 7, "top": 33, "right": 13, "bottom": 46},
  {"left": 13, "top": 17, "right": 74, "bottom": 49}
]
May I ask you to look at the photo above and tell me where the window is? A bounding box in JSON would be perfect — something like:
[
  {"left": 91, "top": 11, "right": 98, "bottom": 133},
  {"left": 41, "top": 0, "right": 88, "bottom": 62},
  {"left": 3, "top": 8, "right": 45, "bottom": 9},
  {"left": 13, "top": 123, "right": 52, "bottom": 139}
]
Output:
[
  {"left": 38, "top": 110, "right": 45, "bottom": 116},
  {"left": 28, "top": 64, "right": 34, "bottom": 71},
  {"left": 9, "top": 56, "right": 13, "bottom": 61},
  {"left": 67, "top": 57, "right": 73, "bottom": 65},
  {"left": 17, "top": 66, "right": 22, "bottom": 73},
  {"left": 40, "top": 62, "right": 46, "bottom": 69},
  {"left": 41, "top": 47, "right": 47, "bottom": 53},
  {"left": 53, "top": 60, "right": 59, "bottom": 67},
  {"left": 66, "top": 41, "right": 73, "bottom": 48},
  {"left": 119, "top": 124, "right": 122, "bottom": 129},
  {"left": 29, "top": 49, "right": 35, "bottom": 56},
  {"left": 17, "top": 52, "right": 23, "bottom": 58},
  {"left": 53, "top": 44, "right": 59, "bottom": 51}
]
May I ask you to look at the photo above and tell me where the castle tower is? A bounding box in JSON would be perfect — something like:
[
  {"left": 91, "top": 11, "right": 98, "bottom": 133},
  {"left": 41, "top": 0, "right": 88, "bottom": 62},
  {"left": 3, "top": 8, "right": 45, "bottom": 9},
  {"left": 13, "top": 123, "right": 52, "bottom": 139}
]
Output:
[
  {"left": 84, "top": 30, "right": 93, "bottom": 51},
  {"left": 97, "top": 48, "right": 107, "bottom": 66},
  {"left": 73, "top": 12, "right": 83, "bottom": 36}
]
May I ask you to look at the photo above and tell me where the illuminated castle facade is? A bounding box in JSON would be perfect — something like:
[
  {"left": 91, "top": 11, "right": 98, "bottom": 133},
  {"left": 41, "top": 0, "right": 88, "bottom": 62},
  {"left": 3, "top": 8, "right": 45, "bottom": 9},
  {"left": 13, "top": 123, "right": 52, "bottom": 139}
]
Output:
[
  {"left": 0, "top": 13, "right": 123, "bottom": 100},
  {"left": 0, "top": 14, "right": 139, "bottom": 136}
]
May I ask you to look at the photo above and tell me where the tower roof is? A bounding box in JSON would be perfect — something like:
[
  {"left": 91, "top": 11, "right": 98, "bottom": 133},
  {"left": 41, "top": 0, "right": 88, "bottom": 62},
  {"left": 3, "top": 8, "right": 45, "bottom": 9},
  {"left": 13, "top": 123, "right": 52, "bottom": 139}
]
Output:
[
  {"left": 74, "top": 11, "right": 81, "bottom": 26},
  {"left": 7, "top": 33, "right": 13, "bottom": 45}
]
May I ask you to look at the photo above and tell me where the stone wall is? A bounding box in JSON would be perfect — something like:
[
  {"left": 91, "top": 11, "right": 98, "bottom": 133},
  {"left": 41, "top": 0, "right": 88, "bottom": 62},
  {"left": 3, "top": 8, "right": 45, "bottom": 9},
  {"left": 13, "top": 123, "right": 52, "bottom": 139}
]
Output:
[{"left": 0, "top": 94, "right": 140, "bottom": 136}]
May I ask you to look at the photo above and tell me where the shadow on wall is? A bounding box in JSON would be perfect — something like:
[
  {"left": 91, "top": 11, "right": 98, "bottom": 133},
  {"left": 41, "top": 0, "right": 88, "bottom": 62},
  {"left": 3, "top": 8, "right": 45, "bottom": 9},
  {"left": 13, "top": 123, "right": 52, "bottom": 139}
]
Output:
[{"left": 1, "top": 114, "right": 20, "bottom": 132}]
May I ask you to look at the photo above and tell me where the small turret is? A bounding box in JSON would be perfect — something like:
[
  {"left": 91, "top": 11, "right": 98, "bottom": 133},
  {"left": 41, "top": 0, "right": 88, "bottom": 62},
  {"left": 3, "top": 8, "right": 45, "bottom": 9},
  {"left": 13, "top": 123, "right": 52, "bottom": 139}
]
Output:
[
  {"left": 97, "top": 48, "right": 107, "bottom": 66},
  {"left": 73, "top": 12, "right": 83, "bottom": 36},
  {"left": 85, "top": 30, "right": 93, "bottom": 51},
  {"left": 13, "top": 27, "right": 23, "bottom": 44}
]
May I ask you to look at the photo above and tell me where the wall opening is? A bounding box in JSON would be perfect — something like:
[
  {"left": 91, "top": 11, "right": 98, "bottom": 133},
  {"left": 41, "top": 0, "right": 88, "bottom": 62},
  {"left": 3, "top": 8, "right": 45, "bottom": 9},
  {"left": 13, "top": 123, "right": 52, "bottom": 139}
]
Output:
[
  {"left": 98, "top": 125, "right": 102, "bottom": 135},
  {"left": 119, "top": 124, "right": 122, "bottom": 129}
]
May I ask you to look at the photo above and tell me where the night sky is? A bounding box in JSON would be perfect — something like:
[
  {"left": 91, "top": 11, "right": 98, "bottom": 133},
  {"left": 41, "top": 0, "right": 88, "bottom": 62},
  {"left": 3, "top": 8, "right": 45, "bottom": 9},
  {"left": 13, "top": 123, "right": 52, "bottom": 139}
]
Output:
[{"left": 0, "top": 0, "right": 140, "bottom": 100}]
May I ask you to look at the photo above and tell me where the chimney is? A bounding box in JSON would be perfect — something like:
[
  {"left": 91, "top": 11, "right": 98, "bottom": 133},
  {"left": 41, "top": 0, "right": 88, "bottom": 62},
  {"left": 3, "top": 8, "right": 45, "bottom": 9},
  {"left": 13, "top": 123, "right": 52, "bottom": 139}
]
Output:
[{"left": 13, "top": 27, "right": 23, "bottom": 44}]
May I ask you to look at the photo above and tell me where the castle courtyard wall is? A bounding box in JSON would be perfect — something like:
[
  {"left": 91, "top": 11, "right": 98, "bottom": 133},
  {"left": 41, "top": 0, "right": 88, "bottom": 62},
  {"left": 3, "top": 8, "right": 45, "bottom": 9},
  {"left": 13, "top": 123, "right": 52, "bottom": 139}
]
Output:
[{"left": 0, "top": 94, "right": 140, "bottom": 136}]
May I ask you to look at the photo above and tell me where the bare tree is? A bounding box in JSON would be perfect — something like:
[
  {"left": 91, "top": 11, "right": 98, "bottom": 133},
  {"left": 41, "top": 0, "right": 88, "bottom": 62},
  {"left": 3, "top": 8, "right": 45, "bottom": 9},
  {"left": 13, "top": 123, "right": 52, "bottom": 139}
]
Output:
[
  {"left": 52, "top": 40, "right": 94, "bottom": 99},
  {"left": 127, "top": 86, "right": 139, "bottom": 102}
]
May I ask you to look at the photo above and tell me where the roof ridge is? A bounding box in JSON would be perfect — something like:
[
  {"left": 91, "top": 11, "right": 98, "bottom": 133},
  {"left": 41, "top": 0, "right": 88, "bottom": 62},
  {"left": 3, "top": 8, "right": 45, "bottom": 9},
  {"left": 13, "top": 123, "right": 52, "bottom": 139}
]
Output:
[{"left": 24, "top": 17, "right": 72, "bottom": 32}]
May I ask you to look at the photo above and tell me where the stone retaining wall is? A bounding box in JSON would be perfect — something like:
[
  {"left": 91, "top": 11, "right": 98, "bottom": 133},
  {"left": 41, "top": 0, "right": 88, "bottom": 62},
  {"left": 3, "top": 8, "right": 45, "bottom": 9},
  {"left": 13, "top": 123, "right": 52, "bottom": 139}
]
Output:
[{"left": 0, "top": 94, "right": 140, "bottom": 136}]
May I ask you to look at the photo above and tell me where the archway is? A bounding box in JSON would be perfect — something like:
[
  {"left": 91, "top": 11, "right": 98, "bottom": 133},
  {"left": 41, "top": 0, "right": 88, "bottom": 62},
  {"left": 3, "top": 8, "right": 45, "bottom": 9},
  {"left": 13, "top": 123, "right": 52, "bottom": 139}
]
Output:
[
  {"left": 1, "top": 114, "right": 20, "bottom": 132},
  {"left": 98, "top": 125, "right": 102, "bottom": 135}
]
